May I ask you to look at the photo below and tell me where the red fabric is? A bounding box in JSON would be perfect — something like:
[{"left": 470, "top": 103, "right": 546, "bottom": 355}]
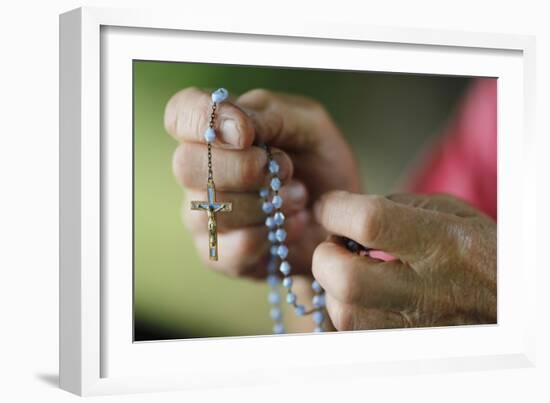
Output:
[{"left": 407, "top": 78, "right": 497, "bottom": 220}]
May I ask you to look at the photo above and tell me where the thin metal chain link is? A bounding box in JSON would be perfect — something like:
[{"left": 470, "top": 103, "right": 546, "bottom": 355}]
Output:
[{"left": 207, "top": 103, "right": 217, "bottom": 181}]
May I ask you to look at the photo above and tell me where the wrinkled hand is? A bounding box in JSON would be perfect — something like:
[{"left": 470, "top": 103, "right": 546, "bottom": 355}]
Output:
[
  {"left": 313, "top": 192, "right": 496, "bottom": 330},
  {"left": 164, "top": 88, "right": 360, "bottom": 277}
]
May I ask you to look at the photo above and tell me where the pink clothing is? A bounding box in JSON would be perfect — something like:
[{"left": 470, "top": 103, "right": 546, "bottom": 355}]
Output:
[{"left": 407, "top": 78, "right": 497, "bottom": 220}]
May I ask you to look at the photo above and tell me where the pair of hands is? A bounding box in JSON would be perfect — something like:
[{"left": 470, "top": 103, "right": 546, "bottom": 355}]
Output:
[{"left": 164, "top": 87, "right": 497, "bottom": 330}]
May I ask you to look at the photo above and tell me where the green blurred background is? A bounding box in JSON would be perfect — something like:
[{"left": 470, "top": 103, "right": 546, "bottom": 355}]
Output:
[{"left": 133, "top": 60, "right": 469, "bottom": 341}]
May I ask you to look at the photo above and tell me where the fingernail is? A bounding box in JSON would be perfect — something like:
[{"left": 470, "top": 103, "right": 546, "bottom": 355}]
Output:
[
  {"left": 220, "top": 119, "right": 241, "bottom": 147},
  {"left": 286, "top": 181, "right": 306, "bottom": 204}
]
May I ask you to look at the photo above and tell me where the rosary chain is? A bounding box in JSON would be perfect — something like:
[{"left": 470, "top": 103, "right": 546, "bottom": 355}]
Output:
[{"left": 207, "top": 103, "right": 217, "bottom": 181}]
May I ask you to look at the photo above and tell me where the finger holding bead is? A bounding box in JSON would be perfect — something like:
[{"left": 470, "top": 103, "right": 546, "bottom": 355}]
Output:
[
  {"left": 164, "top": 87, "right": 255, "bottom": 149},
  {"left": 312, "top": 238, "right": 420, "bottom": 312},
  {"left": 172, "top": 142, "right": 294, "bottom": 192}
]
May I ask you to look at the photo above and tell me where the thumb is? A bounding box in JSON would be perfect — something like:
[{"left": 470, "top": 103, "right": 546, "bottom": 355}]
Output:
[{"left": 314, "top": 191, "right": 461, "bottom": 264}]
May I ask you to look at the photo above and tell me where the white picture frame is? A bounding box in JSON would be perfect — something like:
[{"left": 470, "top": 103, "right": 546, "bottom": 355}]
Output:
[{"left": 59, "top": 6, "right": 537, "bottom": 396}]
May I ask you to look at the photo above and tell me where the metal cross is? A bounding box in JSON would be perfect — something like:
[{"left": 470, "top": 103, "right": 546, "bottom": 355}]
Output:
[{"left": 190, "top": 179, "right": 232, "bottom": 261}]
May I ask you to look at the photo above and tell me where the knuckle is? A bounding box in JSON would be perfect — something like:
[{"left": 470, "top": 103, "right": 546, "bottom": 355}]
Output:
[
  {"left": 164, "top": 95, "right": 178, "bottom": 134},
  {"left": 240, "top": 88, "right": 273, "bottom": 107},
  {"left": 312, "top": 242, "right": 332, "bottom": 274},
  {"left": 237, "top": 152, "right": 263, "bottom": 187},
  {"left": 338, "top": 267, "right": 362, "bottom": 304},
  {"left": 332, "top": 304, "right": 354, "bottom": 331},
  {"left": 307, "top": 98, "right": 329, "bottom": 117},
  {"left": 172, "top": 144, "right": 195, "bottom": 187},
  {"left": 164, "top": 87, "right": 198, "bottom": 133},
  {"left": 356, "top": 195, "right": 385, "bottom": 246},
  {"left": 450, "top": 218, "right": 487, "bottom": 265},
  {"left": 168, "top": 86, "right": 209, "bottom": 136}
]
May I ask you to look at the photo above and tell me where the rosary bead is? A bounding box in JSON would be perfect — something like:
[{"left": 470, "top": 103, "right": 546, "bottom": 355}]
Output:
[
  {"left": 211, "top": 88, "right": 229, "bottom": 103},
  {"left": 268, "top": 291, "right": 281, "bottom": 305},
  {"left": 271, "top": 245, "right": 279, "bottom": 256},
  {"left": 311, "top": 280, "right": 323, "bottom": 293},
  {"left": 277, "top": 244, "right": 289, "bottom": 259},
  {"left": 270, "top": 307, "right": 283, "bottom": 321},
  {"left": 268, "top": 231, "right": 277, "bottom": 243},
  {"left": 270, "top": 177, "right": 281, "bottom": 191},
  {"left": 312, "top": 294, "right": 325, "bottom": 308},
  {"left": 204, "top": 127, "right": 216, "bottom": 143},
  {"left": 269, "top": 160, "right": 280, "bottom": 174},
  {"left": 267, "top": 274, "right": 279, "bottom": 287},
  {"left": 259, "top": 188, "right": 269, "bottom": 198},
  {"left": 279, "top": 260, "right": 291, "bottom": 276},
  {"left": 262, "top": 201, "right": 274, "bottom": 214},
  {"left": 272, "top": 195, "right": 283, "bottom": 209},
  {"left": 286, "top": 292, "right": 297, "bottom": 304},
  {"left": 265, "top": 216, "right": 276, "bottom": 229},
  {"left": 273, "top": 323, "right": 285, "bottom": 334},
  {"left": 294, "top": 305, "right": 306, "bottom": 316},
  {"left": 313, "top": 310, "right": 325, "bottom": 324},
  {"left": 275, "top": 228, "right": 287, "bottom": 242},
  {"left": 273, "top": 211, "right": 285, "bottom": 225},
  {"left": 282, "top": 276, "right": 293, "bottom": 289}
]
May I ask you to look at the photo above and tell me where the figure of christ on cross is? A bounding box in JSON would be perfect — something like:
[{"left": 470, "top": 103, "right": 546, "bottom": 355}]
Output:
[{"left": 190, "top": 179, "right": 232, "bottom": 261}]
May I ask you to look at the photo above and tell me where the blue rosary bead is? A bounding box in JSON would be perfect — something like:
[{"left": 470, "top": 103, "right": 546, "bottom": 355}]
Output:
[
  {"left": 270, "top": 177, "right": 281, "bottom": 191},
  {"left": 313, "top": 310, "right": 324, "bottom": 325},
  {"left": 204, "top": 127, "right": 216, "bottom": 143},
  {"left": 268, "top": 160, "right": 280, "bottom": 174},
  {"left": 279, "top": 261, "right": 291, "bottom": 276},
  {"left": 277, "top": 244, "right": 289, "bottom": 259},
  {"left": 211, "top": 88, "right": 229, "bottom": 103},
  {"left": 272, "top": 195, "right": 283, "bottom": 209},
  {"left": 258, "top": 141, "right": 325, "bottom": 334},
  {"left": 262, "top": 201, "right": 274, "bottom": 214},
  {"left": 312, "top": 294, "right": 325, "bottom": 308},
  {"left": 312, "top": 280, "right": 323, "bottom": 293},
  {"left": 270, "top": 307, "right": 283, "bottom": 321},
  {"left": 267, "top": 274, "right": 279, "bottom": 287},
  {"left": 265, "top": 216, "right": 276, "bottom": 229},
  {"left": 273, "top": 323, "right": 285, "bottom": 334},
  {"left": 275, "top": 228, "right": 287, "bottom": 242},
  {"left": 282, "top": 276, "right": 293, "bottom": 289},
  {"left": 273, "top": 211, "right": 285, "bottom": 225},
  {"left": 286, "top": 292, "right": 297, "bottom": 304},
  {"left": 268, "top": 291, "right": 281, "bottom": 305}
]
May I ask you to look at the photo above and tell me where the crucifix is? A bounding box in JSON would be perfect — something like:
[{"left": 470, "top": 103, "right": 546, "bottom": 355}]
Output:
[{"left": 190, "top": 178, "right": 232, "bottom": 261}]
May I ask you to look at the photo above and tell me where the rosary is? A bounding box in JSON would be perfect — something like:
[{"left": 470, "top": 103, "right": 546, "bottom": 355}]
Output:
[{"left": 191, "top": 88, "right": 326, "bottom": 334}]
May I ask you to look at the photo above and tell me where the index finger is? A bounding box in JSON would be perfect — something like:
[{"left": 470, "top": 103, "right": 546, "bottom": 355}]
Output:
[
  {"left": 164, "top": 87, "right": 255, "bottom": 149},
  {"left": 312, "top": 239, "right": 419, "bottom": 311},
  {"left": 314, "top": 191, "right": 459, "bottom": 263}
]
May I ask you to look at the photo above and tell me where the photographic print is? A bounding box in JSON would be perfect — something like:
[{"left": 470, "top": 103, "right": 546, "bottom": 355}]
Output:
[{"left": 133, "top": 61, "right": 496, "bottom": 341}]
